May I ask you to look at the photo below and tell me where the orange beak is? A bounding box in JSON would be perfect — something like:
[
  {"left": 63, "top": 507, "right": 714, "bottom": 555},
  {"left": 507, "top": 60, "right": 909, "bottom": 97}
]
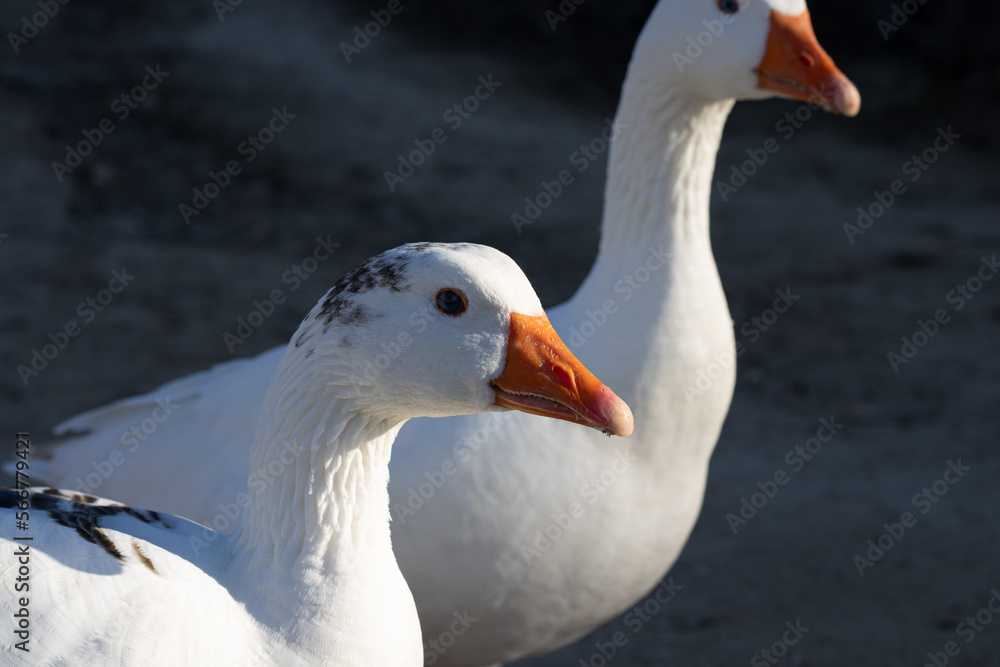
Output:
[
  {"left": 755, "top": 11, "right": 861, "bottom": 117},
  {"left": 490, "top": 313, "right": 634, "bottom": 438}
]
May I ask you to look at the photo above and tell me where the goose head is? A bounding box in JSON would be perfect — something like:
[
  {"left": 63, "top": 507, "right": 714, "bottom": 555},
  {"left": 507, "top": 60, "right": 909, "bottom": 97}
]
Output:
[
  {"left": 295, "top": 242, "right": 634, "bottom": 437},
  {"left": 634, "top": 0, "right": 860, "bottom": 116}
]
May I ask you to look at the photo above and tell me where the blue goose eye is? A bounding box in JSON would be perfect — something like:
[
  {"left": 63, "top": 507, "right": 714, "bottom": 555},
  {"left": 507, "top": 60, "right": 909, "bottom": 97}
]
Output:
[
  {"left": 718, "top": 0, "right": 739, "bottom": 14},
  {"left": 435, "top": 289, "right": 468, "bottom": 316}
]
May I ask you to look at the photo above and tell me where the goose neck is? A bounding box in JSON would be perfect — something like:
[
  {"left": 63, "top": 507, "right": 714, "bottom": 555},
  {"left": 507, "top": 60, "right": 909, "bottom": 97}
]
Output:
[
  {"left": 228, "top": 349, "right": 400, "bottom": 575},
  {"left": 587, "top": 81, "right": 733, "bottom": 285}
]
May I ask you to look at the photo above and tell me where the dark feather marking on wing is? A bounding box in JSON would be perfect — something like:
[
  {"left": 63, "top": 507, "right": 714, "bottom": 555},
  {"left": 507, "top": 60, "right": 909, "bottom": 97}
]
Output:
[
  {"left": 41, "top": 488, "right": 101, "bottom": 504},
  {"left": 1, "top": 489, "right": 173, "bottom": 563},
  {"left": 92, "top": 527, "right": 125, "bottom": 561},
  {"left": 132, "top": 539, "right": 159, "bottom": 575}
]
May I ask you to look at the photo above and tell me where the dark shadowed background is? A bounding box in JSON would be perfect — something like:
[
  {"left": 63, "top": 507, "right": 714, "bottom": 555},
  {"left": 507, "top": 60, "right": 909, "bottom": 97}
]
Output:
[{"left": 1, "top": 1, "right": 998, "bottom": 665}]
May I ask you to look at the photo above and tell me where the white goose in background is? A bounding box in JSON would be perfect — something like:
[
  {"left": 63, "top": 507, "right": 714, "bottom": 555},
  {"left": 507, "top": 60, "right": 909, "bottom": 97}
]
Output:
[
  {"left": 27, "top": 0, "right": 860, "bottom": 664},
  {"left": 1, "top": 243, "right": 632, "bottom": 666}
]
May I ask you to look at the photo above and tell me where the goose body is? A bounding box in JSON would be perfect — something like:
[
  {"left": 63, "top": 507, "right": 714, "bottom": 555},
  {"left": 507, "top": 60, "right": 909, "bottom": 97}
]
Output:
[
  {"left": 1, "top": 244, "right": 630, "bottom": 665},
  {"left": 25, "top": 0, "right": 859, "bottom": 663}
]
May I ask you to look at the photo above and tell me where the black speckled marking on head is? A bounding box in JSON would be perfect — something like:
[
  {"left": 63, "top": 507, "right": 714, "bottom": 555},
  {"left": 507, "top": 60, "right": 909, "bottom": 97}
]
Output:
[
  {"left": 293, "top": 331, "right": 313, "bottom": 349},
  {"left": 315, "top": 250, "right": 412, "bottom": 328},
  {"left": 1, "top": 489, "right": 172, "bottom": 564},
  {"left": 403, "top": 241, "right": 474, "bottom": 254}
]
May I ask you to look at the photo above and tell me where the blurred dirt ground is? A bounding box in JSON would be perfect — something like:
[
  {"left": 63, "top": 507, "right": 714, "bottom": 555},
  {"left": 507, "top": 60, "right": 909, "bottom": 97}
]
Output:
[{"left": 1, "top": 1, "right": 998, "bottom": 665}]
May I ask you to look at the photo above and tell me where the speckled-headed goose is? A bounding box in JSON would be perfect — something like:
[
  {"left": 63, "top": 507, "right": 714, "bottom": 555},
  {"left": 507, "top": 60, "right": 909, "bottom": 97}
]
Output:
[
  {"left": 27, "top": 0, "right": 859, "bottom": 664},
  {"left": 1, "top": 243, "right": 631, "bottom": 666}
]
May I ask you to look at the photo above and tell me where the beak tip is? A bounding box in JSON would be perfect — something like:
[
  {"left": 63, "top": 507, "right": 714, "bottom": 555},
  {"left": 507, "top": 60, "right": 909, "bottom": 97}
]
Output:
[
  {"left": 596, "top": 386, "right": 634, "bottom": 438},
  {"left": 833, "top": 78, "right": 862, "bottom": 118}
]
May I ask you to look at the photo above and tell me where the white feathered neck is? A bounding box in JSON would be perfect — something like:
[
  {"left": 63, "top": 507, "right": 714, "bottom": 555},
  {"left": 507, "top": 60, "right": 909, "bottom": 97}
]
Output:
[
  {"left": 219, "top": 316, "right": 421, "bottom": 664},
  {"left": 572, "top": 75, "right": 733, "bottom": 302},
  {"left": 228, "top": 329, "right": 401, "bottom": 573},
  {"left": 557, "top": 71, "right": 736, "bottom": 463}
]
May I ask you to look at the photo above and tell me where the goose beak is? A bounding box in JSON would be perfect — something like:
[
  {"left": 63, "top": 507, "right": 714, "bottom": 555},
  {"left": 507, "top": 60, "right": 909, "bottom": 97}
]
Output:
[
  {"left": 755, "top": 10, "right": 861, "bottom": 117},
  {"left": 490, "top": 313, "right": 634, "bottom": 438}
]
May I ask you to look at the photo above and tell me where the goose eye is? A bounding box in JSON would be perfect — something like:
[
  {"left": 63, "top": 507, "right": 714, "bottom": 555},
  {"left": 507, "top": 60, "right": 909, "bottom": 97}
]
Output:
[
  {"left": 718, "top": 0, "right": 739, "bottom": 14},
  {"left": 435, "top": 289, "right": 468, "bottom": 316}
]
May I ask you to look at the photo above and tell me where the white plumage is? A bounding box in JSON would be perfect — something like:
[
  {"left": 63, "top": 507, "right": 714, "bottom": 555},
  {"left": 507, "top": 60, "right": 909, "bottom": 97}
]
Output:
[
  {"left": 1, "top": 243, "right": 631, "bottom": 666},
  {"left": 25, "top": 0, "right": 859, "bottom": 663}
]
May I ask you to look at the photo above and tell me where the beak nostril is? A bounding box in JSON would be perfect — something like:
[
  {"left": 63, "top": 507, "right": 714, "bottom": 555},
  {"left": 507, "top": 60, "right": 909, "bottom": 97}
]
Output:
[
  {"left": 550, "top": 363, "right": 574, "bottom": 391},
  {"left": 799, "top": 52, "right": 816, "bottom": 68}
]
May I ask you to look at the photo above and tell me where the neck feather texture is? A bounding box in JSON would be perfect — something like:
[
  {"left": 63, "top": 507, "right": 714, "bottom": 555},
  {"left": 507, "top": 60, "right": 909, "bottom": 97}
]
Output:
[
  {"left": 219, "top": 342, "right": 421, "bottom": 663},
  {"left": 553, "top": 76, "right": 737, "bottom": 464},
  {"left": 574, "top": 79, "right": 733, "bottom": 299},
  {"left": 228, "top": 344, "right": 400, "bottom": 573}
]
